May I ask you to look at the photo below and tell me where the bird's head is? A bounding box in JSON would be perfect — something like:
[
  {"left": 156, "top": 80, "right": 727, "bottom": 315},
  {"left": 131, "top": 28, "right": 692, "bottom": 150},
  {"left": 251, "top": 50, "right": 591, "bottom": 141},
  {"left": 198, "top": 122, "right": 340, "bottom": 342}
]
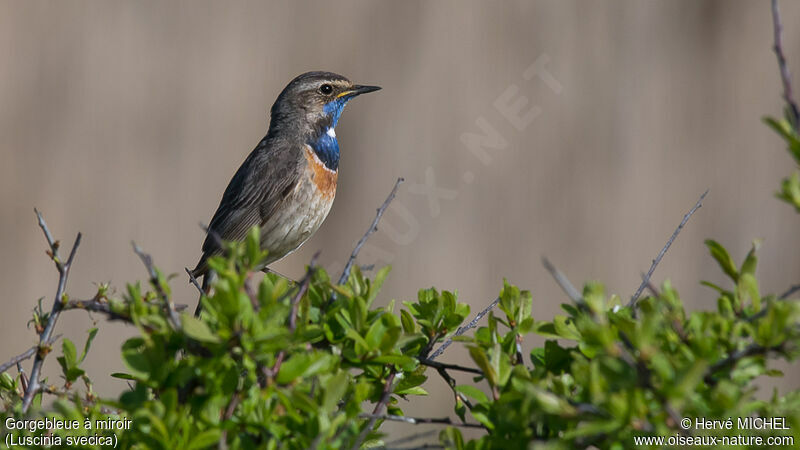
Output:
[{"left": 269, "top": 71, "right": 381, "bottom": 137}]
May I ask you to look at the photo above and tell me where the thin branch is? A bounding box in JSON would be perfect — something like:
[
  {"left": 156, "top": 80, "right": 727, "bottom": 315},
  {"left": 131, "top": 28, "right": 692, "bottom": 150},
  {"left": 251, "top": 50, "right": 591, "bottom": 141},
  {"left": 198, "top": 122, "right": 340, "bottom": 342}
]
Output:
[
  {"left": 243, "top": 273, "right": 261, "bottom": 312},
  {"left": 352, "top": 370, "right": 398, "bottom": 450},
  {"left": 772, "top": 0, "right": 800, "bottom": 127},
  {"left": 22, "top": 210, "right": 82, "bottom": 413},
  {"left": 429, "top": 364, "right": 475, "bottom": 412},
  {"left": 218, "top": 392, "right": 241, "bottom": 450},
  {"left": 428, "top": 298, "right": 500, "bottom": 361},
  {"left": 0, "top": 347, "right": 37, "bottom": 374},
  {"left": 641, "top": 272, "right": 662, "bottom": 298},
  {"left": 289, "top": 252, "right": 319, "bottom": 331},
  {"left": 419, "top": 358, "right": 482, "bottom": 375},
  {"left": 780, "top": 283, "right": 800, "bottom": 300},
  {"left": 261, "top": 253, "right": 320, "bottom": 386},
  {"left": 62, "top": 299, "right": 131, "bottom": 322},
  {"left": 541, "top": 257, "right": 582, "bottom": 304},
  {"left": 385, "top": 446, "right": 444, "bottom": 450},
  {"left": 338, "top": 178, "right": 404, "bottom": 286},
  {"left": 62, "top": 297, "right": 188, "bottom": 321},
  {"left": 17, "top": 363, "right": 28, "bottom": 396},
  {"left": 703, "top": 342, "right": 788, "bottom": 386},
  {"left": 185, "top": 267, "right": 204, "bottom": 296},
  {"left": 358, "top": 414, "right": 484, "bottom": 429},
  {"left": 629, "top": 190, "right": 708, "bottom": 308},
  {"left": 132, "top": 242, "right": 181, "bottom": 330},
  {"left": 384, "top": 430, "right": 439, "bottom": 448}
]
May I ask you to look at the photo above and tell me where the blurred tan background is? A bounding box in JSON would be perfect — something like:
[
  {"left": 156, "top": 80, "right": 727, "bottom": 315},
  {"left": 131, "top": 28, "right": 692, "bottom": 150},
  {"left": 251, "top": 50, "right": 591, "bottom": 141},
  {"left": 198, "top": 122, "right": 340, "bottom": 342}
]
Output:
[{"left": 2, "top": 0, "right": 799, "bottom": 442}]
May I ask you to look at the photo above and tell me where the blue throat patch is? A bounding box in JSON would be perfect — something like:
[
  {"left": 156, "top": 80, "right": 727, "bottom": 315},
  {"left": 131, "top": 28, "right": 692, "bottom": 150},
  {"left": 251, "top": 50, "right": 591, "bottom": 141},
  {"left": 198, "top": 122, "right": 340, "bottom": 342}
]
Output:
[
  {"left": 311, "top": 128, "right": 339, "bottom": 170},
  {"left": 309, "top": 97, "right": 351, "bottom": 171}
]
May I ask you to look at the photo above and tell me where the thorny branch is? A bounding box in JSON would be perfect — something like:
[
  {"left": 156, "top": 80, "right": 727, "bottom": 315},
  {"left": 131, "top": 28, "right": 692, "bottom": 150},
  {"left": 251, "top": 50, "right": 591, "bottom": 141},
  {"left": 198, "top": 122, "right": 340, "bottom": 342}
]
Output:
[
  {"left": 704, "top": 342, "right": 789, "bottom": 386},
  {"left": 772, "top": 0, "right": 800, "bottom": 127},
  {"left": 21, "top": 209, "right": 82, "bottom": 413},
  {"left": 358, "top": 413, "right": 484, "bottom": 429},
  {"left": 338, "top": 177, "right": 404, "bottom": 286},
  {"left": 61, "top": 297, "right": 188, "bottom": 323},
  {"left": 261, "top": 253, "right": 319, "bottom": 386},
  {"left": 132, "top": 241, "right": 182, "bottom": 330},
  {"left": 418, "top": 358, "right": 482, "bottom": 375},
  {"left": 428, "top": 298, "right": 500, "bottom": 361},
  {"left": 0, "top": 347, "right": 37, "bottom": 375},
  {"left": 629, "top": 190, "right": 708, "bottom": 308},
  {"left": 352, "top": 370, "right": 398, "bottom": 450},
  {"left": 541, "top": 257, "right": 583, "bottom": 304}
]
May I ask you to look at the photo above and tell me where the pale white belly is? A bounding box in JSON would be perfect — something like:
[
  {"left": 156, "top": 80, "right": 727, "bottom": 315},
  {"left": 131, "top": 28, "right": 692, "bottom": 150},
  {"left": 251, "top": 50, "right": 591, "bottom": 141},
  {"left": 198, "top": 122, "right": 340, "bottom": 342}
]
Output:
[{"left": 259, "top": 169, "right": 335, "bottom": 264}]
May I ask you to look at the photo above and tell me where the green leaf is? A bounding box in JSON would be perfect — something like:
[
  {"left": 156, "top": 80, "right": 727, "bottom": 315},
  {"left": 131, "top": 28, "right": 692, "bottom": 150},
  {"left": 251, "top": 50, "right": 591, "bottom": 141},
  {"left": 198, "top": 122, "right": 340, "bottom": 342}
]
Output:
[
  {"left": 544, "top": 340, "right": 572, "bottom": 373},
  {"left": 277, "top": 352, "right": 333, "bottom": 384},
  {"left": 740, "top": 240, "right": 760, "bottom": 277},
  {"left": 188, "top": 430, "right": 222, "bottom": 449},
  {"left": 372, "top": 355, "right": 417, "bottom": 368},
  {"left": 62, "top": 338, "right": 77, "bottom": 367},
  {"left": 0, "top": 372, "right": 15, "bottom": 390},
  {"left": 552, "top": 316, "right": 581, "bottom": 340},
  {"left": 365, "top": 318, "right": 388, "bottom": 351},
  {"left": 454, "top": 385, "right": 489, "bottom": 404},
  {"left": 323, "top": 371, "right": 349, "bottom": 413},
  {"left": 440, "top": 427, "right": 465, "bottom": 450},
  {"left": 400, "top": 309, "right": 416, "bottom": 333},
  {"left": 395, "top": 386, "right": 428, "bottom": 396},
  {"left": 468, "top": 346, "right": 496, "bottom": 386},
  {"left": 181, "top": 314, "right": 220, "bottom": 343},
  {"left": 79, "top": 328, "right": 98, "bottom": 363},
  {"left": 110, "top": 372, "right": 137, "bottom": 380},
  {"left": 705, "top": 240, "right": 739, "bottom": 281}
]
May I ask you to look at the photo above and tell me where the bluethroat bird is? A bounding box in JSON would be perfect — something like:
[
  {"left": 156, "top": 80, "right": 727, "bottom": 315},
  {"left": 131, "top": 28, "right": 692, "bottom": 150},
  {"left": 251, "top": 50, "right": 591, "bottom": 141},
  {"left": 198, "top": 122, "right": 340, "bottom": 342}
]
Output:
[{"left": 191, "top": 71, "right": 380, "bottom": 294}]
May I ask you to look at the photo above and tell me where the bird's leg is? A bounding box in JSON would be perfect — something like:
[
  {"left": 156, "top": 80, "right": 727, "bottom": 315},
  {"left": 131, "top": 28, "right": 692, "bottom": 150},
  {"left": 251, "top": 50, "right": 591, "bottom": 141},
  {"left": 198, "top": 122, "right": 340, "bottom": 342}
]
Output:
[{"left": 262, "top": 267, "right": 298, "bottom": 284}]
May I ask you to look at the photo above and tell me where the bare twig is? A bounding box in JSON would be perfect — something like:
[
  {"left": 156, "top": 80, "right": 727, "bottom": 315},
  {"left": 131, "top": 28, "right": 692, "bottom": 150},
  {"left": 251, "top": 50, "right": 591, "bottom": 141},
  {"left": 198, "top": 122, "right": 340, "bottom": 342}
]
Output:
[
  {"left": 428, "top": 364, "right": 475, "bottom": 412},
  {"left": 385, "top": 446, "right": 444, "bottom": 450},
  {"left": 629, "top": 190, "right": 708, "bottom": 308},
  {"left": 428, "top": 298, "right": 500, "bottom": 361},
  {"left": 17, "top": 363, "right": 28, "bottom": 396},
  {"left": 352, "top": 370, "right": 398, "bottom": 450},
  {"left": 0, "top": 347, "right": 37, "bottom": 375},
  {"left": 218, "top": 392, "right": 241, "bottom": 450},
  {"left": 642, "top": 272, "right": 662, "bottom": 298},
  {"left": 132, "top": 242, "right": 181, "bottom": 330},
  {"left": 62, "top": 297, "right": 187, "bottom": 320},
  {"left": 419, "top": 358, "right": 482, "bottom": 375},
  {"left": 541, "top": 257, "right": 582, "bottom": 303},
  {"left": 261, "top": 253, "right": 319, "bottom": 386},
  {"left": 185, "top": 267, "right": 204, "bottom": 296},
  {"left": 703, "top": 342, "right": 788, "bottom": 386},
  {"left": 780, "top": 283, "right": 800, "bottom": 299},
  {"left": 384, "top": 430, "right": 438, "bottom": 448},
  {"left": 289, "top": 252, "right": 319, "bottom": 331},
  {"left": 22, "top": 210, "right": 82, "bottom": 413},
  {"left": 358, "top": 413, "right": 484, "bottom": 429},
  {"left": 62, "top": 299, "right": 131, "bottom": 322},
  {"left": 772, "top": 0, "right": 800, "bottom": 127},
  {"left": 338, "top": 178, "right": 404, "bottom": 286}
]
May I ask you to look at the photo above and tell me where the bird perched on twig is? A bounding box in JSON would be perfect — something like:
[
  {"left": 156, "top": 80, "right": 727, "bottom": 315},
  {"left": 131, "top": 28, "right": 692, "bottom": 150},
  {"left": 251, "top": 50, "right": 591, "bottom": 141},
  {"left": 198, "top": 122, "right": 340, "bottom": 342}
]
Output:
[{"left": 191, "top": 71, "right": 380, "bottom": 300}]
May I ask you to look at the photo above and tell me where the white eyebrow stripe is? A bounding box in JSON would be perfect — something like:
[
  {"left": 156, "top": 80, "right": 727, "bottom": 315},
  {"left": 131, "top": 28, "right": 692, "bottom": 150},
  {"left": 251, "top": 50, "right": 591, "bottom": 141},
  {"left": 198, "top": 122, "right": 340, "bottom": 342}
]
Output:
[{"left": 327, "top": 127, "right": 336, "bottom": 138}]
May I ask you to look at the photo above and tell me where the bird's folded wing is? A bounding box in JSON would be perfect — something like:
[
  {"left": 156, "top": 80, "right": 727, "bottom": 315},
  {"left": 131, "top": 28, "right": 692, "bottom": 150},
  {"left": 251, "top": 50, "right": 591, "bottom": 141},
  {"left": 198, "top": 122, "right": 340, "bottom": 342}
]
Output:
[{"left": 195, "top": 142, "right": 300, "bottom": 272}]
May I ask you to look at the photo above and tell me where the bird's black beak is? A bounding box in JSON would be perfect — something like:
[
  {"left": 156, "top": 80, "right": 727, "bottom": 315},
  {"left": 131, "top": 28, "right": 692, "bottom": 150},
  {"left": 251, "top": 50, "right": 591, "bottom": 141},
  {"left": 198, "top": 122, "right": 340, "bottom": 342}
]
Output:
[{"left": 338, "top": 85, "right": 381, "bottom": 99}]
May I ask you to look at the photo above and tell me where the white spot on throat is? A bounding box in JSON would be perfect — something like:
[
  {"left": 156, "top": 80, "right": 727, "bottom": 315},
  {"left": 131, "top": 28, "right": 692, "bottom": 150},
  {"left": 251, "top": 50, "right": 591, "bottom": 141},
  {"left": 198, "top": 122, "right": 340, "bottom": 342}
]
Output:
[{"left": 326, "top": 127, "right": 336, "bottom": 138}]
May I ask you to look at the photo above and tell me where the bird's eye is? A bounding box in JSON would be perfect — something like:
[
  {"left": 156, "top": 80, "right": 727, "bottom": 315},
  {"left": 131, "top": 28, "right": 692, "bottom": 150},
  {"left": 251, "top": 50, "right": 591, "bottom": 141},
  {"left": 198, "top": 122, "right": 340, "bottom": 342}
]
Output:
[{"left": 319, "top": 84, "right": 333, "bottom": 95}]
